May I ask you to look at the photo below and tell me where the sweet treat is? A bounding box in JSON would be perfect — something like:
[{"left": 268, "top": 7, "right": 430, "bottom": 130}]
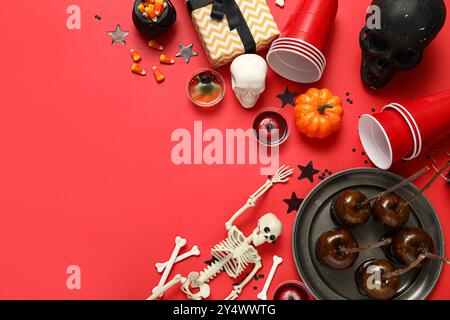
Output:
[
  {"left": 331, "top": 189, "right": 371, "bottom": 227},
  {"left": 372, "top": 193, "right": 410, "bottom": 230},
  {"left": 252, "top": 109, "right": 289, "bottom": 147},
  {"left": 132, "top": 0, "right": 176, "bottom": 39},
  {"left": 356, "top": 259, "right": 400, "bottom": 300},
  {"left": 386, "top": 227, "right": 435, "bottom": 266},
  {"left": 315, "top": 228, "right": 359, "bottom": 270}
]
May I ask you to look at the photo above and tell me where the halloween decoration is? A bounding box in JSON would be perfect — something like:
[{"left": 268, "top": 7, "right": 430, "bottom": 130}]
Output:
[
  {"left": 187, "top": 69, "right": 225, "bottom": 108},
  {"left": 298, "top": 161, "right": 320, "bottom": 183},
  {"left": 151, "top": 236, "right": 187, "bottom": 297},
  {"left": 273, "top": 281, "right": 312, "bottom": 300},
  {"left": 187, "top": 0, "right": 279, "bottom": 68},
  {"left": 360, "top": 0, "right": 447, "bottom": 89},
  {"left": 331, "top": 189, "right": 371, "bottom": 227},
  {"left": 230, "top": 54, "right": 268, "bottom": 109},
  {"left": 294, "top": 88, "right": 343, "bottom": 139},
  {"left": 276, "top": 87, "right": 298, "bottom": 108},
  {"left": 107, "top": 24, "right": 130, "bottom": 46},
  {"left": 132, "top": 0, "right": 176, "bottom": 39},
  {"left": 176, "top": 44, "right": 198, "bottom": 63},
  {"left": 257, "top": 255, "right": 283, "bottom": 300},
  {"left": 155, "top": 245, "right": 201, "bottom": 273},
  {"left": 147, "top": 166, "right": 294, "bottom": 300},
  {"left": 252, "top": 108, "right": 290, "bottom": 147}
]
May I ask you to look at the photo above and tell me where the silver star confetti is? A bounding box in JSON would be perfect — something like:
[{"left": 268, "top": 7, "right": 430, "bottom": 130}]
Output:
[
  {"left": 176, "top": 44, "right": 198, "bottom": 63},
  {"left": 107, "top": 24, "right": 130, "bottom": 45}
]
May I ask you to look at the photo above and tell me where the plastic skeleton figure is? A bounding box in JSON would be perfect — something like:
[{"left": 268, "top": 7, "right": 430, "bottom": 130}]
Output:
[{"left": 148, "top": 165, "right": 294, "bottom": 300}]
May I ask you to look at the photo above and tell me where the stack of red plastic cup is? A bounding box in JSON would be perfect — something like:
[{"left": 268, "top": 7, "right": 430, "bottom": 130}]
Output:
[
  {"left": 267, "top": 0, "right": 338, "bottom": 83},
  {"left": 359, "top": 90, "right": 450, "bottom": 170}
]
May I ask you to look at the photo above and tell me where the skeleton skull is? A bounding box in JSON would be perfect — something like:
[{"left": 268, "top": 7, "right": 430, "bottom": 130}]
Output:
[
  {"left": 252, "top": 213, "right": 282, "bottom": 246},
  {"left": 230, "top": 54, "right": 268, "bottom": 109},
  {"left": 360, "top": 0, "right": 446, "bottom": 89}
]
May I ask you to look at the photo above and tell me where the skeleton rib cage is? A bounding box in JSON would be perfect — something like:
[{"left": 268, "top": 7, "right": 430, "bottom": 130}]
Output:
[{"left": 196, "top": 227, "right": 260, "bottom": 284}]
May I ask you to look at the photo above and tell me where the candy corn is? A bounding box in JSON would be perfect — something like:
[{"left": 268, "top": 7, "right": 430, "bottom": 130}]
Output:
[
  {"left": 155, "top": 0, "right": 164, "bottom": 16},
  {"left": 138, "top": 0, "right": 166, "bottom": 22},
  {"left": 160, "top": 54, "right": 175, "bottom": 64},
  {"left": 148, "top": 40, "right": 163, "bottom": 51},
  {"left": 152, "top": 66, "right": 165, "bottom": 83},
  {"left": 130, "top": 49, "right": 142, "bottom": 63},
  {"left": 131, "top": 63, "right": 146, "bottom": 76},
  {"left": 145, "top": 5, "right": 157, "bottom": 22}
]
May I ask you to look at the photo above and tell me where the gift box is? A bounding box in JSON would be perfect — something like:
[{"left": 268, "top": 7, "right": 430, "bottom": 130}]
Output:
[{"left": 187, "top": 0, "right": 280, "bottom": 68}]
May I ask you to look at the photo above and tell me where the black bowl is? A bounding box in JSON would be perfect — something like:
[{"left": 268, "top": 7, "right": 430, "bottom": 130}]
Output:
[{"left": 132, "top": 0, "right": 177, "bottom": 39}]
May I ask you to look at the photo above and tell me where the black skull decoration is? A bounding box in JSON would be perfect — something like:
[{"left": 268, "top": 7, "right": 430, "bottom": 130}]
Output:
[{"left": 360, "top": 0, "right": 446, "bottom": 89}]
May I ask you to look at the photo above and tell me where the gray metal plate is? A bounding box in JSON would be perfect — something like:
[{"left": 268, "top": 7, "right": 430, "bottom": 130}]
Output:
[{"left": 292, "top": 168, "right": 444, "bottom": 300}]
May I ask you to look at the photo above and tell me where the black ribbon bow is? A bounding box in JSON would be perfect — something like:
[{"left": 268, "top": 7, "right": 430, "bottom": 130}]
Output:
[{"left": 187, "top": 0, "right": 257, "bottom": 54}]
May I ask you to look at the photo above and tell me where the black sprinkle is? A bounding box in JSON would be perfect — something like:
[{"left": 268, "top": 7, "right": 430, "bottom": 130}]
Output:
[
  {"left": 364, "top": 160, "right": 369, "bottom": 164},
  {"left": 361, "top": 152, "right": 366, "bottom": 156},
  {"left": 371, "top": 108, "right": 376, "bottom": 112},
  {"left": 95, "top": 15, "right": 102, "bottom": 20},
  {"left": 258, "top": 274, "right": 264, "bottom": 279},
  {"left": 352, "top": 148, "right": 356, "bottom": 152},
  {"left": 329, "top": 172, "right": 332, "bottom": 175},
  {"left": 346, "top": 92, "right": 350, "bottom": 96},
  {"left": 349, "top": 100, "right": 354, "bottom": 104},
  {"left": 253, "top": 275, "right": 259, "bottom": 281},
  {"left": 253, "top": 286, "right": 258, "bottom": 290},
  {"left": 426, "top": 154, "right": 430, "bottom": 159},
  {"left": 268, "top": 175, "right": 272, "bottom": 179}
]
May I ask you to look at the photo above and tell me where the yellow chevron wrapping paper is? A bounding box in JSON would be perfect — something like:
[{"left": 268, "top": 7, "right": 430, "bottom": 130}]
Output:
[{"left": 190, "top": 0, "right": 280, "bottom": 68}]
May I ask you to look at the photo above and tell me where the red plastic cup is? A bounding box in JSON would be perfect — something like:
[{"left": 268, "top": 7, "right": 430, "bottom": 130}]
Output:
[
  {"left": 359, "top": 109, "right": 416, "bottom": 170},
  {"left": 284, "top": 0, "right": 338, "bottom": 56},
  {"left": 394, "top": 90, "right": 450, "bottom": 154}
]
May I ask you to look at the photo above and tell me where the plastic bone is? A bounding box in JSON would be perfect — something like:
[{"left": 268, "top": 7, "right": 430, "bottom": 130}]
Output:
[
  {"left": 275, "top": 0, "right": 285, "bottom": 8},
  {"left": 155, "top": 245, "right": 200, "bottom": 273},
  {"left": 151, "top": 236, "right": 187, "bottom": 297},
  {"left": 257, "top": 255, "right": 283, "bottom": 300},
  {"left": 147, "top": 166, "right": 292, "bottom": 301}
]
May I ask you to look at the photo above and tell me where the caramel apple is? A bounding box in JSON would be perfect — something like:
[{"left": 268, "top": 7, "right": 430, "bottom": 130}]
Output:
[
  {"left": 331, "top": 189, "right": 371, "bottom": 227},
  {"left": 316, "top": 228, "right": 359, "bottom": 270},
  {"left": 387, "top": 227, "right": 435, "bottom": 266},
  {"left": 372, "top": 193, "right": 410, "bottom": 230},
  {"left": 356, "top": 259, "right": 400, "bottom": 300}
]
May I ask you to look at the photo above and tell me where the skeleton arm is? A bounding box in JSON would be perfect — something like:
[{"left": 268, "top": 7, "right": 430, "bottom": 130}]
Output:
[
  {"left": 225, "top": 166, "right": 293, "bottom": 231},
  {"left": 225, "top": 261, "right": 262, "bottom": 300}
]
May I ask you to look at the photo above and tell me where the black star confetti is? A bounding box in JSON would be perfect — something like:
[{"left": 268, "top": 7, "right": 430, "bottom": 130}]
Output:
[
  {"left": 276, "top": 86, "right": 298, "bottom": 108},
  {"left": 107, "top": 24, "right": 129, "bottom": 45},
  {"left": 283, "top": 192, "right": 304, "bottom": 214},
  {"left": 298, "top": 161, "right": 320, "bottom": 183},
  {"left": 176, "top": 44, "right": 198, "bottom": 63}
]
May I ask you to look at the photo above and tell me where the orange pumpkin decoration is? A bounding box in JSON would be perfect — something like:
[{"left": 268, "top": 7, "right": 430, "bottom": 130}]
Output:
[{"left": 294, "top": 88, "right": 344, "bottom": 139}]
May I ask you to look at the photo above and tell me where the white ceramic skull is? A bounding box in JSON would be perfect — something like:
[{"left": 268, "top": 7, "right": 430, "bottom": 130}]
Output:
[
  {"left": 230, "top": 54, "right": 268, "bottom": 109},
  {"left": 251, "top": 213, "right": 282, "bottom": 246}
]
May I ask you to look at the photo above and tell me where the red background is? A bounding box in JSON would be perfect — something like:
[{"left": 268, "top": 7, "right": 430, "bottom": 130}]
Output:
[{"left": 0, "top": 0, "right": 449, "bottom": 299}]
